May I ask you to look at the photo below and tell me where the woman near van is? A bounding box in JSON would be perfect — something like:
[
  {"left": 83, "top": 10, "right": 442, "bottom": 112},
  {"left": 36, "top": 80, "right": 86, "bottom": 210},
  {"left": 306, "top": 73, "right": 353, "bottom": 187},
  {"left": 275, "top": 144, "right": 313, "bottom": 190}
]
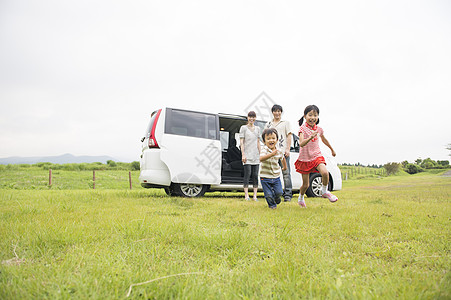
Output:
[{"left": 239, "top": 111, "right": 261, "bottom": 201}]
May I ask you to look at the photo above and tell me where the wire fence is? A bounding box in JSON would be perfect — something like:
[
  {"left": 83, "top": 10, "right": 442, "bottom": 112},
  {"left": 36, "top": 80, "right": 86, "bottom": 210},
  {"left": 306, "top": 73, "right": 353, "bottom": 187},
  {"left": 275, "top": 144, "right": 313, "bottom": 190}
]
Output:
[
  {"left": 0, "top": 168, "right": 142, "bottom": 190},
  {"left": 339, "top": 166, "right": 386, "bottom": 180}
]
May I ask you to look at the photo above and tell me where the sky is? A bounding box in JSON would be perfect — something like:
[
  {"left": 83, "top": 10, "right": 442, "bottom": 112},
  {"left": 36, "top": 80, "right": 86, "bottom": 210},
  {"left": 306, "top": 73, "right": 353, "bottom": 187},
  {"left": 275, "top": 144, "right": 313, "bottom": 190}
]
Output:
[{"left": 1, "top": 0, "right": 450, "bottom": 165}]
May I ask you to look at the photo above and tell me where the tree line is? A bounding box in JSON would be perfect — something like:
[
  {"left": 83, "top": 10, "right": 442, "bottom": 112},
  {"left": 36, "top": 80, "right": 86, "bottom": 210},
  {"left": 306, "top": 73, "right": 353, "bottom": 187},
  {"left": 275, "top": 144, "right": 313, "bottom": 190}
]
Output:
[{"left": 384, "top": 158, "right": 450, "bottom": 175}]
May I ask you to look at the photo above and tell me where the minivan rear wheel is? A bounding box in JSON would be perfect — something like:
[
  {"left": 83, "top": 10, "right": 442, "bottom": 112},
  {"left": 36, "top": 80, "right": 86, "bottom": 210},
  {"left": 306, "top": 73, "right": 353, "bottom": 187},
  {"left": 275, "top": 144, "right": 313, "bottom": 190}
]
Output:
[
  {"left": 306, "top": 173, "right": 332, "bottom": 197},
  {"left": 172, "top": 183, "right": 208, "bottom": 197}
]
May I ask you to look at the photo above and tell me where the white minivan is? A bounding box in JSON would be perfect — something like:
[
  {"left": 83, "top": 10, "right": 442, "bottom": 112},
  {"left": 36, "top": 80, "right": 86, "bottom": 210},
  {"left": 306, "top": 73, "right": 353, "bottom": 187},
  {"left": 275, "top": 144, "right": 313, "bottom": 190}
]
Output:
[{"left": 139, "top": 107, "right": 342, "bottom": 197}]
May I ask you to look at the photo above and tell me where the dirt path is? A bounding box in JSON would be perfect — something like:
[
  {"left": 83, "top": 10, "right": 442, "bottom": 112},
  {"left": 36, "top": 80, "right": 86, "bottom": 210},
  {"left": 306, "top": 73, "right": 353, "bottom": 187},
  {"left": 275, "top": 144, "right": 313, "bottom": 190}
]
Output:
[{"left": 442, "top": 170, "right": 451, "bottom": 177}]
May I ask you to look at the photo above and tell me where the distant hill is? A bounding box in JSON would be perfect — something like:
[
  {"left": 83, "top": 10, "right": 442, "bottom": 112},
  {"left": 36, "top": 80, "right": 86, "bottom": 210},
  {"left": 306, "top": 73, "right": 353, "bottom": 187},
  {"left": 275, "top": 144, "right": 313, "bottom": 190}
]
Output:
[{"left": 0, "top": 153, "right": 118, "bottom": 165}]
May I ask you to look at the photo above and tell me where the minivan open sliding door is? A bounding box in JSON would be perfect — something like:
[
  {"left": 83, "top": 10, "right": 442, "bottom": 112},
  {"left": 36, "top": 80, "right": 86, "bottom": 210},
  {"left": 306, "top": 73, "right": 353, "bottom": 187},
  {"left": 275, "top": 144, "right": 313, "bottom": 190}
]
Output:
[{"left": 160, "top": 108, "right": 221, "bottom": 187}]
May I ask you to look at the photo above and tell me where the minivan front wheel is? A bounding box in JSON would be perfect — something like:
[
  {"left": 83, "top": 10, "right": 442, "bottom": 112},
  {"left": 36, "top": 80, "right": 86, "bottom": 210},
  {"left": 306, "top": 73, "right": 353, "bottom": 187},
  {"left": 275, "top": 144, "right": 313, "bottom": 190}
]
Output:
[
  {"left": 306, "top": 173, "right": 332, "bottom": 197},
  {"left": 172, "top": 183, "right": 208, "bottom": 197}
]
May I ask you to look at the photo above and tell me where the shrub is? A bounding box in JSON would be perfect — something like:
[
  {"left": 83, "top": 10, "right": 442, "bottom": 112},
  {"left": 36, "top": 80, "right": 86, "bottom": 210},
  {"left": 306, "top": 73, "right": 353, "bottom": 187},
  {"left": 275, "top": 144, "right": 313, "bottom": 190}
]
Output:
[
  {"left": 404, "top": 163, "right": 424, "bottom": 174},
  {"left": 107, "top": 160, "right": 117, "bottom": 167},
  {"left": 437, "top": 160, "right": 450, "bottom": 168},
  {"left": 36, "top": 162, "right": 53, "bottom": 169},
  {"left": 384, "top": 162, "right": 401, "bottom": 175},
  {"left": 131, "top": 161, "right": 140, "bottom": 171},
  {"left": 420, "top": 158, "right": 438, "bottom": 169}
]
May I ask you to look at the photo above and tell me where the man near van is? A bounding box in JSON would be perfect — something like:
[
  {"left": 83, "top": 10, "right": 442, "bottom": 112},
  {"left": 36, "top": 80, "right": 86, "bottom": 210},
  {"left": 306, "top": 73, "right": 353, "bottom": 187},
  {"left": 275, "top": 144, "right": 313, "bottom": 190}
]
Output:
[{"left": 265, "top": 104, "right": 292, "bottom": 202}]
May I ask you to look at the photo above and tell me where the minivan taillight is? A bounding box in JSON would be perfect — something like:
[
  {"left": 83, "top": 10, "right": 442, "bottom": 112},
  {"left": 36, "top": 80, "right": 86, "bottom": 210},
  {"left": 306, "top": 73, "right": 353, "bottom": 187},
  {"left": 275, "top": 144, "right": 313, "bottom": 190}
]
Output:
[{"left": 149, "top": 109, "right": 161, "bottom": 148}]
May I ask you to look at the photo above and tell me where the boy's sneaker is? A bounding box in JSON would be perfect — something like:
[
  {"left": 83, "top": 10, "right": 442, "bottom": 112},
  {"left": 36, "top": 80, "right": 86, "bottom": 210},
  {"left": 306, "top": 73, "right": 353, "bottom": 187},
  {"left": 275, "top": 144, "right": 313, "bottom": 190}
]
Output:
[
  {"left": 275, "top": 197, "right": 282, "bottom": 205},
  {"left": 322, "top": 191, "right": 338, "bottom": 203}
]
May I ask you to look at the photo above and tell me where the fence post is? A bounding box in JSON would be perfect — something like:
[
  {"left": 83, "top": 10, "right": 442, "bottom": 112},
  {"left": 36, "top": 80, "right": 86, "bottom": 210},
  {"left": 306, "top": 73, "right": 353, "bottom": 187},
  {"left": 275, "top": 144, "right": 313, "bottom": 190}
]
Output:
[
  {"left": 49, "top": 169, "right": 52, "bottom": 186},
  {"left": 346, "top": 172, "right": 348, "bottom": 180},
  {"left": 93, "top": 170, "right": 96, "bottom": 189},
  {"left": 129, "top": 171, "right": 132, "bottom": 190}
]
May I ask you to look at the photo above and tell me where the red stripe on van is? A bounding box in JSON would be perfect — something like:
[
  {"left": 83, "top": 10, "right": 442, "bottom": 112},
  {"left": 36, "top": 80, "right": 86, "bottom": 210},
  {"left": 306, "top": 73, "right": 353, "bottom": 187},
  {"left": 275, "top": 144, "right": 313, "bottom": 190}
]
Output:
[{"left": 149, "top": 109, "right": 162, "bottom": 148}]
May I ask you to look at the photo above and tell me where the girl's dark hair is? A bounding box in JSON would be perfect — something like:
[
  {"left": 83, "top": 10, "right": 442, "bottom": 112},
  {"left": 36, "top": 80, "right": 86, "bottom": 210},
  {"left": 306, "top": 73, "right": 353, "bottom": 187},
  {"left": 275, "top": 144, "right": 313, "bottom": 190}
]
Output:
[
  {"left": 298, "top": 105, "right": 320, "bottom": 126},
  {"left": 247, "top": 111, "right": 256, "bottom": 117},
  {"left": 262, "top": 128, "right": 278, "bottom": 142}
]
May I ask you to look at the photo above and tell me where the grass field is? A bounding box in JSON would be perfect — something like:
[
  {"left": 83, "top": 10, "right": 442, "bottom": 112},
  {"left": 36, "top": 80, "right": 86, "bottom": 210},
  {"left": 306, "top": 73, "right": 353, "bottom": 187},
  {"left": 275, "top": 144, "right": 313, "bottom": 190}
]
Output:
[{"left": 0, "top": 169, "right": 450, "bottom": 299}]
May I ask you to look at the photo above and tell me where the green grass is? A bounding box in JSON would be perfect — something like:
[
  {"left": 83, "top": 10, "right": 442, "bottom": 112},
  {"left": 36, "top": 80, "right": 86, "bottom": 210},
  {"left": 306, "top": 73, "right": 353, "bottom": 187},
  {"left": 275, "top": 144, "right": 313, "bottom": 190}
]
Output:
[{"left": 0, "top": 171, "right": 450, "bottom": 299}]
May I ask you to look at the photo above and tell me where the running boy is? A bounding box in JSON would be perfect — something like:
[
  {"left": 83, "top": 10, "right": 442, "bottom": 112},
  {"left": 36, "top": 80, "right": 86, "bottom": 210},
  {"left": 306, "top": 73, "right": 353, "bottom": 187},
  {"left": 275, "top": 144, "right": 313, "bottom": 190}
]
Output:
[{"left": 260, "top": 128, "right": 287, "bottom": 209}]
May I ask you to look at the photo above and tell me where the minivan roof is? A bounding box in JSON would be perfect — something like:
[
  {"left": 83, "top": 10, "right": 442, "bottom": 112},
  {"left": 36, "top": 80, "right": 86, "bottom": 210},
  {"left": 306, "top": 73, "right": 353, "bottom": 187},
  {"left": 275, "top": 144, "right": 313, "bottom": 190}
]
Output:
[{"left": 163, "top": 107, "right": 265, "bottom": 122}]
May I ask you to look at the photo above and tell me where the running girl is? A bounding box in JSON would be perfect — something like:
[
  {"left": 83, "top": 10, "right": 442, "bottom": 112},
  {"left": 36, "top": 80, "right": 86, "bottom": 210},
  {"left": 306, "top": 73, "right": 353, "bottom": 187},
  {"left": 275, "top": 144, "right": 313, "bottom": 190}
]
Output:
[{"left": 295, "top": 105, "right": 338, "bottom": 207}]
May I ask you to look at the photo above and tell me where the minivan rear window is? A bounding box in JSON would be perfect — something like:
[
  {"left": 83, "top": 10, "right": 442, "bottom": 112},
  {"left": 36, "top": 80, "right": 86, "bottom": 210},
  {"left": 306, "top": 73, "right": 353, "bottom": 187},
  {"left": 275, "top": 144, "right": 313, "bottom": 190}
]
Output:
[{"left": 165, "top": 109, "right": 219, "bottom": 140}]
